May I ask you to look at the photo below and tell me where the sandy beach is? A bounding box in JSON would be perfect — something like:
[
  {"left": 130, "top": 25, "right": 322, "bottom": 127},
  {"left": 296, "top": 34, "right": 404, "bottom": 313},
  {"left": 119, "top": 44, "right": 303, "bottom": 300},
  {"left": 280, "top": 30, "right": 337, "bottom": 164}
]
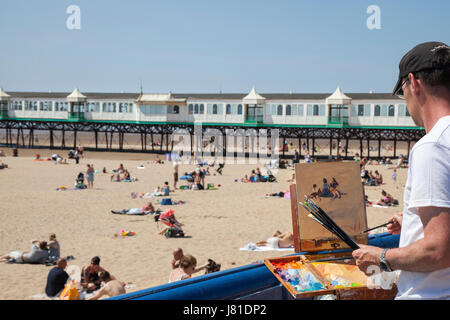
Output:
[{"left": 0, "top": 147, "right": 408, "bottom": 300}]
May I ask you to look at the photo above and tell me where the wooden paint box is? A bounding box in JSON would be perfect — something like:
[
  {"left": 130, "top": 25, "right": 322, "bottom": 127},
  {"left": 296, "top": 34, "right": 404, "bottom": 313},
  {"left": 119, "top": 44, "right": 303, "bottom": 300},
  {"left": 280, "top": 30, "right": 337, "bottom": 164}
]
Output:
[{"left": 264, "top": 162, "right": 397, "bottom": 300}]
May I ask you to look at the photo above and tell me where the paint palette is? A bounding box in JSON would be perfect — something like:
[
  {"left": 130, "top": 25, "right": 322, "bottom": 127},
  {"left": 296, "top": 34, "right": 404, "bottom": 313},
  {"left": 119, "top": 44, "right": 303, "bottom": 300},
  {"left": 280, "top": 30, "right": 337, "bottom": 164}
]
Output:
[
  {"left": 272, "top": 260, "right": 325, "bottom": 293},
  {"left": 265, "top": 253, "right": 397, "bottom": 300},
  {"left": 309, "top": 262, "right": 366, "bottom": 288},
  {"left": 264, "top": 256, "right": 335, "bottom": 299}
]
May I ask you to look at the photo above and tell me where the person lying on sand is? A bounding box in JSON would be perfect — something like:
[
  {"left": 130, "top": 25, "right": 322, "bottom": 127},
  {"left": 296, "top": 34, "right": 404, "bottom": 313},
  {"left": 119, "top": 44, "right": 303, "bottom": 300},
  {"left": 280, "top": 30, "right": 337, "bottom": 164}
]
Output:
[
  {"left": 111, "top": 202, "right": 156, "bottom": 215},
  {"left": 256, "top": 230, "right": 294, "bottom": 248},
  {"left": 88, "top": 271, "right": 126, "bottom": 300},
  {"left": 0, "top": 240, "right": 48, "bottom": 264}
]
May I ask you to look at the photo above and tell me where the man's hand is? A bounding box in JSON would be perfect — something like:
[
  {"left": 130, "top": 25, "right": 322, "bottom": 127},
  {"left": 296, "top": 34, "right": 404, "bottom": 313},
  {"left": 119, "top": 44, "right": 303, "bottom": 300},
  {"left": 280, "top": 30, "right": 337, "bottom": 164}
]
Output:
[
  {"left": 387, "top": 212, "right": 403, "bottom": 235},
  {"left": 352, "top": 244, "right": 383, "bottom": 275}
]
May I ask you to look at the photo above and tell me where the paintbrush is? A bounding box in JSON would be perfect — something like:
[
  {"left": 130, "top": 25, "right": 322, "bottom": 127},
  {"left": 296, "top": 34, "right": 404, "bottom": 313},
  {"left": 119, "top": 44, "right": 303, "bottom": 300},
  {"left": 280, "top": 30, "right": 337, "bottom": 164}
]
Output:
[
  {"left": 307, "top": 256, "right": 354, "bottom": 263},
  {"left": 302, "top": 197, "right": 360, "bottom": 250},
  {"left": 363, "top": 222, "right": 392, "bottom": 233},
  {"left": 302, "top": 202, "right": 350, "bottom": 243}
]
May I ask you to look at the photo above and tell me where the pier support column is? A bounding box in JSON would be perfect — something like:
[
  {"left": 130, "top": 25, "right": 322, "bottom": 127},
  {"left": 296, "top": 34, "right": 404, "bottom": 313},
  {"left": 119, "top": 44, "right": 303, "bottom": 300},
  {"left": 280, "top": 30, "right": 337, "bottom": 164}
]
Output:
[
  {"left": 61, "top": 129, "right": 66, "bottom": 149},
  {"left": 73, "top": 130, "right": 77, "bottom": 149},
  {"left": 345, "top": 138, "right": 349, "bottom": 158},
  {"left": 393, "top": 137, "right": 397, "bottom": 158},
  {"left": 359, "top": 138, "right": 363, "bottom": 158},
  {"left": 378, "top": 139, "right": 381, "bottom": 158}
]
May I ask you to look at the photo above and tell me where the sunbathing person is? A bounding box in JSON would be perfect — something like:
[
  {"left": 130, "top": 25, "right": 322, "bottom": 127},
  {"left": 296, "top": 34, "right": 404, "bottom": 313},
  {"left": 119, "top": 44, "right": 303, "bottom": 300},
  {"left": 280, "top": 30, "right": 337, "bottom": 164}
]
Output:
[
  {"left": 265, "top": 191, "right": 286, "bottom": 198},
  {"left": 172, "top": 248, "right": 184, "bottom": 269},
  {"left": 171, "top": 248, "right": 208, "bottom": 273},
  {"left": 47, "top": 233, "right": 60, "bottom": 264},
  {"left": 168, "top": 255, "right": 208, "bottom": 283},
  {"left": 329, "top": 177, "right": 342, "bottom": 199},
  {"left": 0, "top": 240, "right": 48, "bottom": 264},
  {"left": 111, "top": 202, "right": 155, "bottom": 215},
  {"left": 287, "top": 173, "right": 296, "bottom": 183},
  {"left": 376, "top": 190, "right": 394, "bottom": 206},
  {"left": 122, "top": 170, "right": 131, "bottom": 181},
  {"left": 110, "top": 172, "right": 121, "bottom": 182},
  {"left": 81, "top": 256, "right": 116, "bottom": 292},
  {"left": 88, "top": 271, "right": 126, "bottom": 300},
  {"left": 0, "top": 161, "right": 8, "bottom": 169},
  {"left": 320, "top": 178, "right": 332, "bottom": 197},
  {"left": 310, "top": 184, "right": 322, "bottom": 200},
  {"left": 256, "top": 230, "right": 294, "bottom": 248},
  {"left": 193, "top": 171, "right": 204, "bottom": 190},
  {"left": 161, "top": 182, "right": 171, "bottom": 195},
  {"left": 157, "top": 211, "right": 184, "bottom": 236},
  {"left": 374, "top": 170, "right": 383, "bottom": 185}
]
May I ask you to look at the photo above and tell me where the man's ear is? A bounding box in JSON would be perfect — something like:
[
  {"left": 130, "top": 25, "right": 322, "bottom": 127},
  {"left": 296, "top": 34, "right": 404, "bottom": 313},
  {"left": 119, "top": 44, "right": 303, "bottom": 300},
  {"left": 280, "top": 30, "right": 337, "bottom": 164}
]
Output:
[{"left": 408, "top": 73, "right": 421, "bottom": 95}]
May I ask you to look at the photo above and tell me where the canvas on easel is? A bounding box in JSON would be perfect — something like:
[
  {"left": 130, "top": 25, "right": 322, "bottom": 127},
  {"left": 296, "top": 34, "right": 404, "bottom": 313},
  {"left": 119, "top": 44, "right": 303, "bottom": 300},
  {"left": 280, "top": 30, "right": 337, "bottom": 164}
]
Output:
[{"left": 293, "top": 161, "right": 368, "bottom": 252}]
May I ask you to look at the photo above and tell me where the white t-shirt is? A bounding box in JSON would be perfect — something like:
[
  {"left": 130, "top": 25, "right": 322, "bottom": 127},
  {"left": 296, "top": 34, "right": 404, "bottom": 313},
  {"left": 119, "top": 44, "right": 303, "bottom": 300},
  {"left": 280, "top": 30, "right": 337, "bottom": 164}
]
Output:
[{"left": 396, "top": 115, "right": 450, "bottom": 300}]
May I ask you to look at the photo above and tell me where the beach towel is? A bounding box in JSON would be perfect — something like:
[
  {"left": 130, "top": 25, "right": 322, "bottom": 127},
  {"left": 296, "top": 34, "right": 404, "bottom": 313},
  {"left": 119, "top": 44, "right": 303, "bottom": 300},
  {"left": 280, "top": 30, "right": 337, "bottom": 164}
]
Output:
[
  {"left": 368, "top": 204, "right": 398, "bottom": 208},
  {"left": 240, "top": 243, "right": 294, "bottom": 252},
  {"left": 56, "top": 187, "right": 84, "bottom": 191},
  {"left": 207, "top": 183, "right": 218, "bottom": 190}
]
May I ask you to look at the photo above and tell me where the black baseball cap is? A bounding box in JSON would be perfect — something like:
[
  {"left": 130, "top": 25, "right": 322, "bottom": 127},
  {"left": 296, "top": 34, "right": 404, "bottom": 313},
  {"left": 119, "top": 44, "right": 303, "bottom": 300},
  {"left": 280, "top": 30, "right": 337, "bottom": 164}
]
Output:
[{"left": 392, "top": 41, "right": 450, "bottom": 95}]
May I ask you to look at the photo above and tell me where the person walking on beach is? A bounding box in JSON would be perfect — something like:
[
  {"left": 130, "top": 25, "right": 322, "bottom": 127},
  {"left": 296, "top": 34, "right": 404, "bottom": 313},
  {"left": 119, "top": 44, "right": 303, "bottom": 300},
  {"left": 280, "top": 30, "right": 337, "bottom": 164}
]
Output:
[
  {"left": 86, "top": 164, "right": 95, "bottom": 189},
  {"left": 353, "top": 41, "right": 450, "bottom": 299},
  {"left": 173, "top": 161, "right": 179, "bottom": 190}
]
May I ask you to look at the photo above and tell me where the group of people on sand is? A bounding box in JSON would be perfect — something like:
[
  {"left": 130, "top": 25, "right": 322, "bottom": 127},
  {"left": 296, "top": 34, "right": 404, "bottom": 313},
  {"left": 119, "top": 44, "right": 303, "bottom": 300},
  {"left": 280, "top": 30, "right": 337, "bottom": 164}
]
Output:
[
  {"left": 169, "top": 248, "right": 220, "bottom": 283},
  {"left": 1, "top": 235, "right": 127, "bottom": 300},
  {"left": 183, "top": 167, "right": 207, "bottom": 190},
  {"left": 375, "top": 190, "right": 399, "bottom": 207},
  {"left": 309, "top": 177, "right": 342, "bottom": 200},
  {"left": 51, "top": 153, "right": 69, "bottom": 164},
  {"left": 361, "top": 167, "right": 384, "bottom": 186},
  {"left": 241, "top": 167, "right": 275, "bottom": 183},
  {"left": 0, "top": 234, "right": 61, "bottom": 265},
  {"left": 110, "top": 163, "right": 135, "bottom": 182},
  {"left": 45, "top": 256, "right": 126, "bottom": 300}
]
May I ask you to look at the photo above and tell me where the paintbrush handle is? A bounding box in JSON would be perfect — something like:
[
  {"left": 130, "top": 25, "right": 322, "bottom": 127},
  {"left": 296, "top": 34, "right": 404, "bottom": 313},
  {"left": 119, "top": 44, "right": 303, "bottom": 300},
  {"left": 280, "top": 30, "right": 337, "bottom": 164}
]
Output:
[
  {"left": 304, "top": 197, "right": 360, "bottom": 250},
  {"left": 363, "top": 222, "right": 392, "bottom": 233},
  {"left": 308, "top": 256, "right": 354, "bottom": 263}
]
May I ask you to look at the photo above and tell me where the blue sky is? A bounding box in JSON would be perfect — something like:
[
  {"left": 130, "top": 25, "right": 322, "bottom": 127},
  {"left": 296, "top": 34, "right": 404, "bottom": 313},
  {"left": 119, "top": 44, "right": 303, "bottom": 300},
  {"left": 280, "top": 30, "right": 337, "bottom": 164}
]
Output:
[{"left": 0, "top": 0, "right": 449, "bottom": 94}]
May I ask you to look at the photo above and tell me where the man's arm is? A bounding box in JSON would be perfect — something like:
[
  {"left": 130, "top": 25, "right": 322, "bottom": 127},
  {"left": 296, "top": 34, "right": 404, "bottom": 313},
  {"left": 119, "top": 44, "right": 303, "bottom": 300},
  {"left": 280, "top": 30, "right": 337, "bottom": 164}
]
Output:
[
  {"left": 387, "top": 206, "right": 450, "bottom": 272},
  {"left": 87, "top": 286, "right": 106, "bottom": 300},
  {"left": 353, "top": 207, "right": 450, "bottom": 274}
]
